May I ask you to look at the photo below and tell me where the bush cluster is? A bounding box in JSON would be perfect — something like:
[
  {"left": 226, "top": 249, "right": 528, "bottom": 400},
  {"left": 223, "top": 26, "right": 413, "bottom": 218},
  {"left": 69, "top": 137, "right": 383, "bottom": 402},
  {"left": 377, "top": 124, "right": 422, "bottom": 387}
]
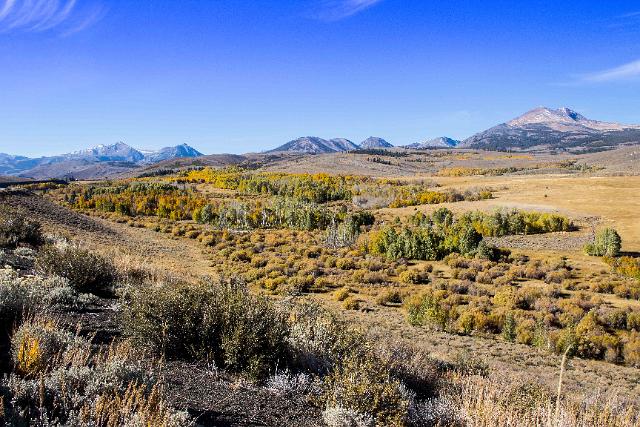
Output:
[
  {"left": 35, "top": 243, "right": 116, "bottom": 295},
  {"left": 464, "top": 208, "right": 573, "bottom": 237},
  {"left": 388, "top": 188, "right": 492, "bottom": 208},
  {"left": 368, "top": 209, "right": 483, "bottom": 261},
  {"left": 0, "top": 207, "right": 43, "bottom": 248},
  {"left": 605, "top": 256, "right": 640, "bottom": 280},
  {"left": 585, "top": 228, "right": 622, "bottom": 257},
  {"left": 2, "top": 317, "right": 187, "bottom": 426},
  {"left": 123, "top": 280, "right": 289, "bottom": 379}
]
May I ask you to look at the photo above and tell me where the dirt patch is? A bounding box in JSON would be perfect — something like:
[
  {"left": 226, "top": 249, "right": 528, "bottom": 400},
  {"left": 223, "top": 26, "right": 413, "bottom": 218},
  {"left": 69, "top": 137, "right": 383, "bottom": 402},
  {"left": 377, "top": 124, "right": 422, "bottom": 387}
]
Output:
[
  {"left": 0, "top": 189, "right": 114, "bottom": 236},
  {"left": 486, "top": 231, "right": 594, "bottom": 251},
  {"left": 162, "top": 362, "right": 323, "bottom": 427}
]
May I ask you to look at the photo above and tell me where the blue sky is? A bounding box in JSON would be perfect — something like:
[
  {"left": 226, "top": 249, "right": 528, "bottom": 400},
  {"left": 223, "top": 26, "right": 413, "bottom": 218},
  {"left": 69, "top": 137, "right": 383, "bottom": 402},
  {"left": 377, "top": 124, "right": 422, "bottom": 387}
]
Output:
[{"left": 2, "top": 0, "right": 640, "bottom": 156}]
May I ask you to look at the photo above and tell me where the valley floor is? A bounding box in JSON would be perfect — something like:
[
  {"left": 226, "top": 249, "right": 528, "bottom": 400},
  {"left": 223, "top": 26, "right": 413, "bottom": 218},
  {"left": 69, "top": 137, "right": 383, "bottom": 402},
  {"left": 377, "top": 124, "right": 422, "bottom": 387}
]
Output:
[{"left": 5, "top": 183, "right": 639, "bottom": 406}]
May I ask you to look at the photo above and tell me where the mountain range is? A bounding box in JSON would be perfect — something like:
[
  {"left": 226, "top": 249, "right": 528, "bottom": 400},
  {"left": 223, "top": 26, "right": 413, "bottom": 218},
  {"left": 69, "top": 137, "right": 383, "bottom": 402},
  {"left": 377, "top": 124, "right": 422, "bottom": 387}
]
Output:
[
  {"left": 269, "top": 137, "right": 366, "bottom": 154},
  {"left": 268, "top": 107, "right": 640, "bottom": 154},
  {"left": 0, "top": 143, "right": 203, "bottom": 179},
  {"left": 4, "top": 106, "right": 640, "bottom": 180}
]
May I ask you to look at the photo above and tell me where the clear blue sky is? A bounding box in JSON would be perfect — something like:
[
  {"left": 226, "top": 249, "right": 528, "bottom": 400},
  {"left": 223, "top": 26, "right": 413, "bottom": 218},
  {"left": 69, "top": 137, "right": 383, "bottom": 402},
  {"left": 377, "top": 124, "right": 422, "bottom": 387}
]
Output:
[{"left": 2, "top": 0, "right": 640, "bottom": 156}]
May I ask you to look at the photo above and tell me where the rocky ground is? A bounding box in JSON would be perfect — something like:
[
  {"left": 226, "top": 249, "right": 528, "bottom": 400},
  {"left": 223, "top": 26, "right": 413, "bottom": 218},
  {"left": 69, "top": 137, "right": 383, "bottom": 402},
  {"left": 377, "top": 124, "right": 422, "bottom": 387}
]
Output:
[{"left": 486, "top": 231, "right": 594, "bottom": 252}]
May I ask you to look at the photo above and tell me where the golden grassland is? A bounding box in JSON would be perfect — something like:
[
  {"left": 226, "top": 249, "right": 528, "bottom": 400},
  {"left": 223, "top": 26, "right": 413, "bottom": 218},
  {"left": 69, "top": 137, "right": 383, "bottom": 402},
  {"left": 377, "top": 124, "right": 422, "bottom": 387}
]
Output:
[{"left": 434, "top": 175, "right": 640, "bottom": 251}]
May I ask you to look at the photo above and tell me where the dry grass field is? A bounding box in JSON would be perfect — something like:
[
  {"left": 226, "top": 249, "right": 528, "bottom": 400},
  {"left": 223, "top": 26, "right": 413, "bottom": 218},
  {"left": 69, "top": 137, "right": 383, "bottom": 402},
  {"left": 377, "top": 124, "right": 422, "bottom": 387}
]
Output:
[{"left": 434, "top": 175, "right": 640, "bottom": 251}]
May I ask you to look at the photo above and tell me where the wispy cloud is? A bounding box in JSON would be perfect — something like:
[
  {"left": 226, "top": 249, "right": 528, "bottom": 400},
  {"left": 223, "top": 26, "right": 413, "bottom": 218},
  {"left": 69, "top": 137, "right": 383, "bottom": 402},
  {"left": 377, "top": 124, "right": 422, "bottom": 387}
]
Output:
[
  {"left": 581, "top": 59, "right": 640, "bottom": 83},
  {"left": 618, "top": 11, "right": 640, "bottom": 19},
  {"left": 603, "top": 10, "right": 640, "bottom": 31},
  {"left": 0, "top": 0, "right": 105, "bottom": 35},
  {"left": 315, "top": 0, "right": 384, "bottom": 21}
]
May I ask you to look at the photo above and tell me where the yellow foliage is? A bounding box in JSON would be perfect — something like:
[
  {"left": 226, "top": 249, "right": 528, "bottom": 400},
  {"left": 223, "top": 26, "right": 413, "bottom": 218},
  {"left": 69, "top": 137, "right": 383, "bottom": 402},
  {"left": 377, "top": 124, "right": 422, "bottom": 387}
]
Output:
[{"left": 16, "top": 333, "right": 42, "bottom": 376}]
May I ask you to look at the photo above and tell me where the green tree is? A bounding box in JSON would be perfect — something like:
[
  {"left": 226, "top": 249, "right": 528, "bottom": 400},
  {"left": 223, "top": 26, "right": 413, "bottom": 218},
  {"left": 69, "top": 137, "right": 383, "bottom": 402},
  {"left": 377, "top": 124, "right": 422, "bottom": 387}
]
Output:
[{"left": 585, "top": 228, "right": 622, "bottom": 257}]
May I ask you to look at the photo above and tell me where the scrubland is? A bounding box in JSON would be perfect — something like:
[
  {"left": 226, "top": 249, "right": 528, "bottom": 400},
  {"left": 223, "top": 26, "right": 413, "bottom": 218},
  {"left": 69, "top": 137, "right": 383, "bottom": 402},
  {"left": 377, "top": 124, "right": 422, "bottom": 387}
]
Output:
[{"left": 2, "top": 152, "right": 640, "bottom": 426}]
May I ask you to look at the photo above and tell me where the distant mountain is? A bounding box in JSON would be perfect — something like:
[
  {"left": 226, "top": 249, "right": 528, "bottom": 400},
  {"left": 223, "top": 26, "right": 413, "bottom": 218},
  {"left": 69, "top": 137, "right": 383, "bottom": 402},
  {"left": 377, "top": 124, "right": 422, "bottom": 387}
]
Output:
[
  {"left": 404, "top": 137, "right": 459, "bottom": 149},
  {"left": 142, "top": 143, "right": 203, "bottom": 164},
  {"left": 460, "top": 107, "right": 640, "bottom": 151},
  {"left": 0, "top": 142, "right": 204, "bottom": 179},
  {"left": 72, "top": 141, "right": 145, "bottom": 163},
  {"left": 269, "top": 137, "right": 358, "bottom": 154},
  {"left": 325, "top": 138, "right": 360, "bottom": 152},
  {"left": 360, "top": 137, "right": 393, "bottom": 149}
]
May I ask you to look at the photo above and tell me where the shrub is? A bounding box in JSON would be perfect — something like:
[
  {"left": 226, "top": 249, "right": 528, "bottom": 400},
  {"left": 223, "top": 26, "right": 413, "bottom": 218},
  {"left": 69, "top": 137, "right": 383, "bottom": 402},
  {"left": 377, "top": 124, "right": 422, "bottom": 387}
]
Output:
[
  {"left": 322, "top": 406, "right": 375, "bottom": 427},
  {"left": 230, "top": 249, "right": 251, "bottom": 262},
  {"left": 285, "top": 302, "right": 366, "bottom": 375},
  {"left": 336, "top": 258, "right": 357, "bottom": 270},
  {"left": 343, "top": 297, "right": 360, "bottom": 310},
  {"left": 398, "top": 269, "right": 430, "bottom": 285},
  {"left": 585, "top": 228, "right": 622, "bottom": 257},
  {"left": 324, "top": 353, "right": 410, "bottom": 426},
  {"left": 286, "top": 274, "right": 315, "bottom": 295},
  {"left": 352, "top": 270, "right": 386, "bottom": 285},
  {"left": 575, "top": 311, "right": 620, "bottom": 360},
  {"left": 0, "top": 268, "right": 85, "bottom": 342},
  {"left": 628, "top": 312, "right": 640, "bottom": 331},
  {"left": 515, "top": 318, "right": 536, "bottom": 345},
  {"left": 2, "top": 323, "right": 187, "bottom": 426},
  {"left": 0, "top": 207, "right": 43, "bottom": 248},
  {"left": 266, "top": 371, "right": 320, "bottom": 397},
  {"left": 11, "top": 318, "right": 73, "bottom": 376},
  {"left": 35, "top": 244, "right": 116, "bottom": 296},
  {"left": 0, "top": 272, "right": 31, "bottom": 336},
  {"left": 334, "top": 287, "right": 351, "bottom": 301},
  {"left": 623, "top": 332, "right": 640, "bottom": 367},
  {"left": 405, "top": 292, "right": 449, "bottom": 330},
  {"left": 605, "top": 256, "right": 640, "bottom": 280},
  {"left": 376, "top": 289, "right": 403, "bottom": 306},
  {"left": 502, "top": 312, "right": 517, "bottom": 342},
  {"left": 123, "top": 281, "right": 288, "bottom": 379}
]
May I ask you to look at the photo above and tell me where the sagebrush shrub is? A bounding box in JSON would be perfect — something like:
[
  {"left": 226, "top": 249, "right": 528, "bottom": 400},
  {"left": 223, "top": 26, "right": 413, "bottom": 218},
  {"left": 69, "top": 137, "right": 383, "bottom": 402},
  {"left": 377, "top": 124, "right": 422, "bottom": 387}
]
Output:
[
  {"left": 3, "top": 323, "right": 186, "bottom": 426},
  {"left": 398, "top": 269, "right": 430, "bottom": 285},
  {"left": 0, "top": 272, "right": 31, "bottom": 336},
  {"left": 35, "top": 244, "right": 116, "bottom": 295},
  {"left": 11, "top": 318, "right": 73, "bottom": 376},
  {"left": 123, "top": 280, "right": 288, "bottom": 379},
  {"left": 376, "top": 289, "right": 403, "bottom": 306},
  {"left": 322, "top": 406, "right": 375, "bottom": 427},
  {"left": 0, "top": 207, "right": 43, "bottom": 248},
  {"left": 324, "top": 353, "right": 410, "bottom": 426}
]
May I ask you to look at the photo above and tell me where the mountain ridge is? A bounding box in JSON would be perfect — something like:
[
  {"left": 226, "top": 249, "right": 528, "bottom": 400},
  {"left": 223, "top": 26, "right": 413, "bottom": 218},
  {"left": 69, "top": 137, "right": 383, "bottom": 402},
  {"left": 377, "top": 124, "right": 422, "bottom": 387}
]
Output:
[
  {"left": 0, "top": 142, "right": 203, "bottom": 178},
  {"left": 359, "top": 137, "right": 393, "bottom": 149},
  {"left": 269, "top": 136, "right": 359, "bottom": 154},
  {"left": 404, "top": 137, "right": 459, "bottom": 149}
]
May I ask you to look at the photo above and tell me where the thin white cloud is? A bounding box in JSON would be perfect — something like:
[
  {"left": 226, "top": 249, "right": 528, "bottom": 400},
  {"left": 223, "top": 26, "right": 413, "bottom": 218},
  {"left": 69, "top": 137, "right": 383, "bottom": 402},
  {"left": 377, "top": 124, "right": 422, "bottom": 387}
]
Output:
[
  {"left": 619, "top": 11, "right": 640, "bottom": 19},
  {"left": 0, "top": 0, "right": 16, "bottom": 20},
  {"left": 582, "top": 59, "right": 640, "bottom": 83},
  {"left": 316, "top": 0, "right": 384, "bottom": 21},
  {"left": 59, "top": 3, "right": 105, "bottom": 36},
  {"left": 0, "top": 0, "right": 104, "bottom": 34}
]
